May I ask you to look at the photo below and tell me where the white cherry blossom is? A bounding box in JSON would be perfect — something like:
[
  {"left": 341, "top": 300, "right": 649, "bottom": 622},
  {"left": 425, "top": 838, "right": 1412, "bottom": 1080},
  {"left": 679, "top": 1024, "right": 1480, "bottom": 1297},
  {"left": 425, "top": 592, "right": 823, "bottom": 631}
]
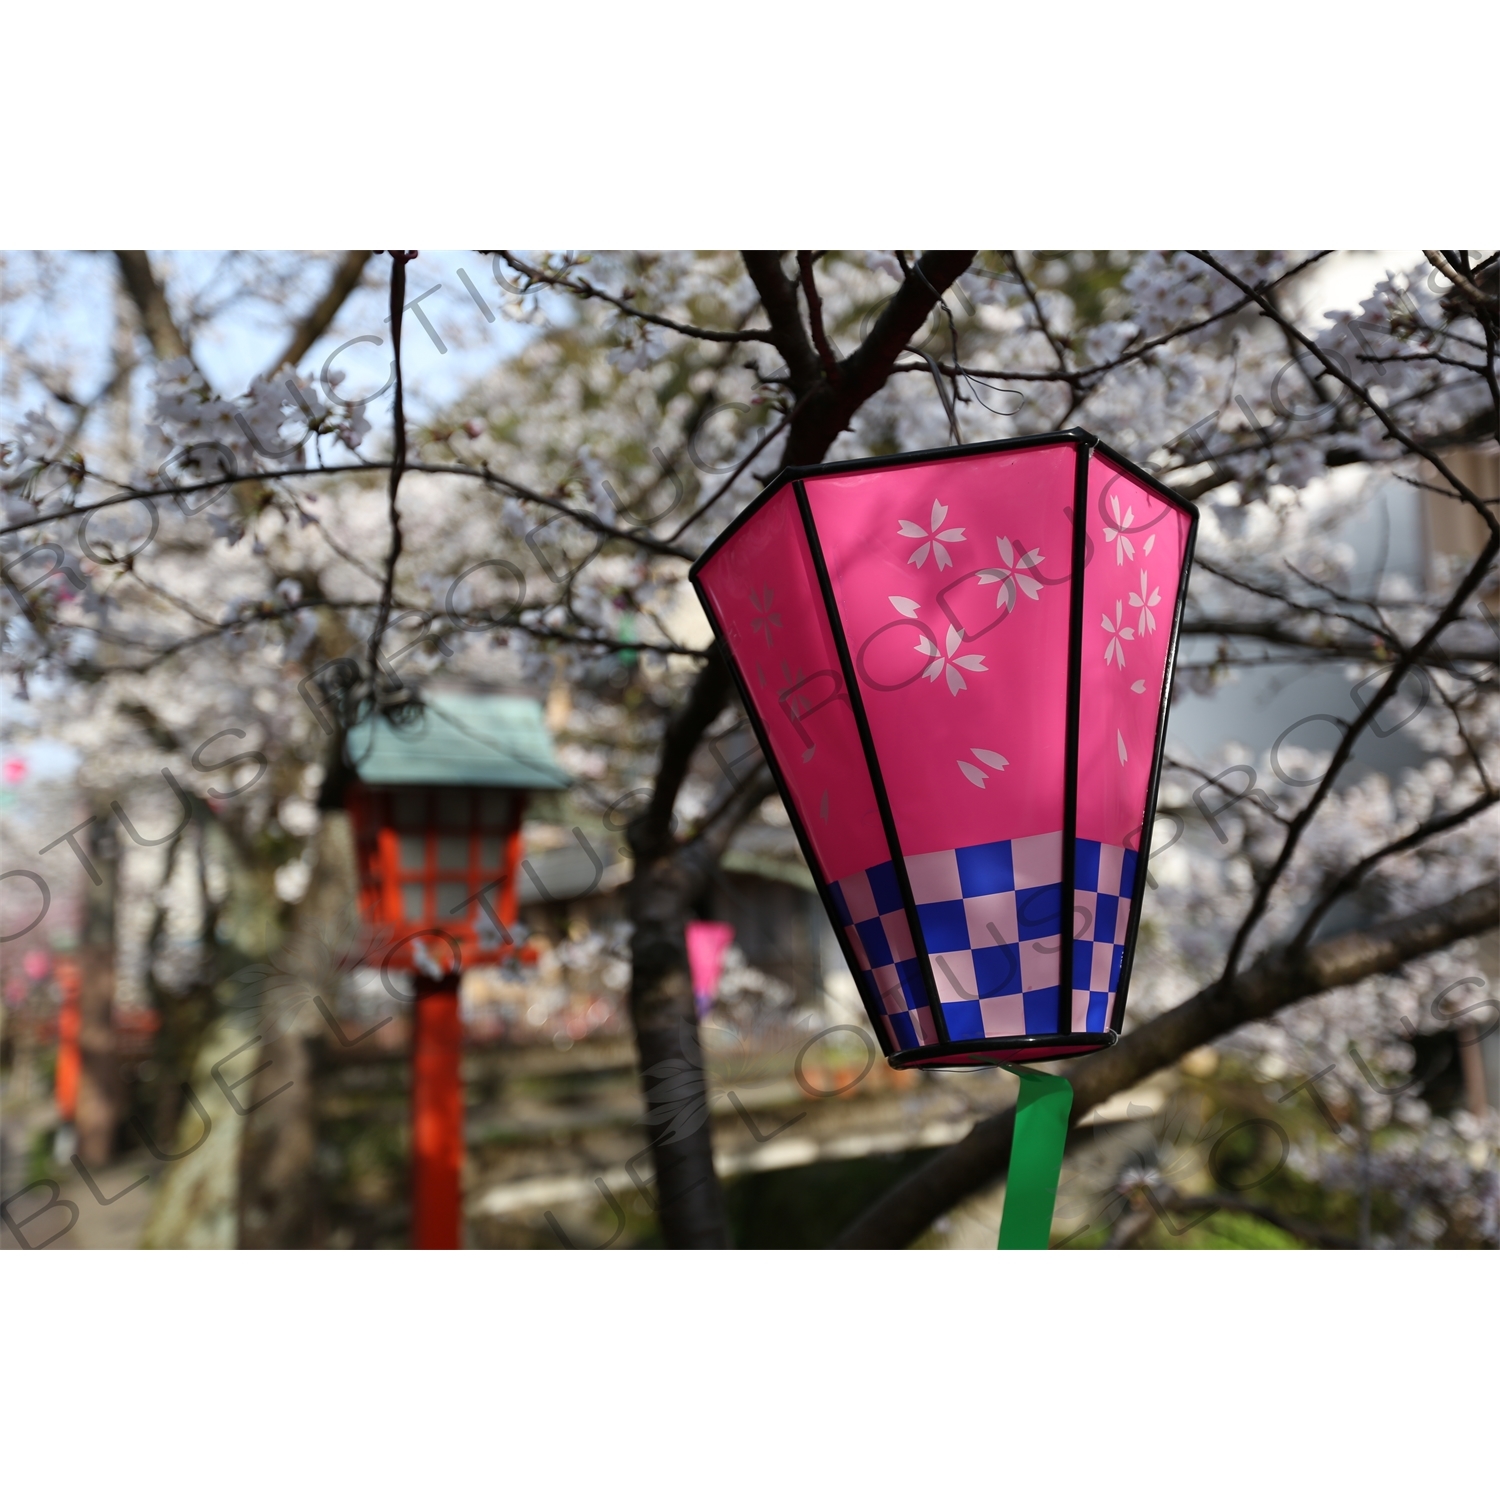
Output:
[
  {"left": 976, "top": 535, "right": 1044, "bottom": 612},
  {"left": 1102, "top": 599, "right": 1135, "bottom": 668},
  {"left": 897, "top": 498, "right": 966, "bottom": 570},
  {"left": 915, "top": 624, "right": 986, "bottom": 695},
  {"left": 1128, "top": 569, "right": 1161, "bottom": 635},
  {"left": 1103, "top": 492, "right": 1136, "bottom": 565}
]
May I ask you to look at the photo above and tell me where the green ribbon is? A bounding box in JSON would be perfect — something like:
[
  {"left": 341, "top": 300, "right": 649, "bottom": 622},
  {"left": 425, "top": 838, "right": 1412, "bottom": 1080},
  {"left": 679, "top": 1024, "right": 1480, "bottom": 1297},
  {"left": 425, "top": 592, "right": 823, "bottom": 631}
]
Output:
[{"left": 997, "top": 1065, "right": 1074, "bottom": 1250}]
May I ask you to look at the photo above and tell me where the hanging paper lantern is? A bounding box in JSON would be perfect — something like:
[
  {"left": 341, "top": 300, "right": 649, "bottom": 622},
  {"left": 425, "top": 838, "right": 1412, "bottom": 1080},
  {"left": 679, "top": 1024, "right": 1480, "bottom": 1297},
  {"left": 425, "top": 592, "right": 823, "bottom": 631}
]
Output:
[
  {"left": 690, "top": 432, "right": 1194, "bottom": 1242},
  {"left": 686, "top": 920, "right": 735, "bottom": 1018},
  {"left": 692, "top": 432, "right": 1195, "bottom": 1246},
  {"left": 691, "top": 431, "right": 1196, "bottom": 1071}
]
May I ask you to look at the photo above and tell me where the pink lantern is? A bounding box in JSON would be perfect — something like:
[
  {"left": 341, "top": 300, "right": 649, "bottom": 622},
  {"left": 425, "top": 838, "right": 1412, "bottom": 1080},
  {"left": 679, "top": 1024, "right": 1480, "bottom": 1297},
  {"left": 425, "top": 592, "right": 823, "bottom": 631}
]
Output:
[
  {"left": 692, "top": 431, "right": 1196, "bottom": 1069},
  {"left": 686, "top": 920, "right": 735, "bottom": 1017}
]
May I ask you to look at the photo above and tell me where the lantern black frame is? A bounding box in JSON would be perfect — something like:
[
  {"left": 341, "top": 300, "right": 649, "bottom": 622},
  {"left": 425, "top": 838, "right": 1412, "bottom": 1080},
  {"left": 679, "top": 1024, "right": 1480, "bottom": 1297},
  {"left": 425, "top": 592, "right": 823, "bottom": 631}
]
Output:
[{"left": 691, "top": 429, "right": 1198, "bottom": 1069}]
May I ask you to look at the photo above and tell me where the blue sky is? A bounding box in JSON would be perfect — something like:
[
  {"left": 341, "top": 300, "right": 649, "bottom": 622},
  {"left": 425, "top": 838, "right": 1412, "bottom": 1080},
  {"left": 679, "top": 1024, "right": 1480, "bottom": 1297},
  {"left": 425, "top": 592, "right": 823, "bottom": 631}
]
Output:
[{"left": 0, "top": 250, "right": 550, "bottom": 438}]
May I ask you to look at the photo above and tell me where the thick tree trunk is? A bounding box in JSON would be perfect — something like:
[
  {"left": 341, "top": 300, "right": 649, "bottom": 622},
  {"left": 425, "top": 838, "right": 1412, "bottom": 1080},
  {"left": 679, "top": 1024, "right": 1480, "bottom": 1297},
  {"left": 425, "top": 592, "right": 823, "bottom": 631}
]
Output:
[
  {"left": 75, "top": 816, "right": 120, "bottom": 1168},
  {"left": 619, "top": 251, "right": 978, "bottom": 1249},
  {"left": 237, "top": 811, "right": 358, "bottom": 1249},
  {"left": 234, "top": 1025, "right": 319, "bottom": 1248},
  {"left": 627, "top": 849, "right": 730, "bottom": 1248},
  {"left": 145, "top": 823, "right": 284, "bottom": 1248},
  {"left": 140, "top": 1011, "right": 259, "bottom": 1249}
]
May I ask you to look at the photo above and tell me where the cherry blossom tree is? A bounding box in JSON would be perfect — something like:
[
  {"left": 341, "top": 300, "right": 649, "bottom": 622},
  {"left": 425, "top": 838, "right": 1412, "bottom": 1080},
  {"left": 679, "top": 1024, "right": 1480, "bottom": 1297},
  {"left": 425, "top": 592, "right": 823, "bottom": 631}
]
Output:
[{"left": 2, "top": 248, "right": 1494, "bottom": 1248}]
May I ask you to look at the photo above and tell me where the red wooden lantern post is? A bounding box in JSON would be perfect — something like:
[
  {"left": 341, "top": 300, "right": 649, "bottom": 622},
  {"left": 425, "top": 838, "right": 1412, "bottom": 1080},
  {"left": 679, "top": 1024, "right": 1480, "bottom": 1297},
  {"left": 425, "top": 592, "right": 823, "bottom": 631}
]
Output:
[
  {"left": 54, "top": 956, "right": 81, "bottom": 1128},
  {"left": 411, "top": 971, "right": 464, "bottom": 1248},
  {"left": 343, "top": 695, "right": 568, "bottom": 1249}
]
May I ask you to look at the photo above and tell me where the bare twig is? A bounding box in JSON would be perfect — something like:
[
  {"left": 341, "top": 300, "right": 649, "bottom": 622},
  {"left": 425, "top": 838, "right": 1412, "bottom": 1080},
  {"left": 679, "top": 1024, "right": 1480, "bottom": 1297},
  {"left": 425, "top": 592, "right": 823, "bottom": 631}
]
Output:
[
  {"left": 1188, "top": 251, "right": 1500, "bottom": 985},
  {"left": 797, "top": 251, "right": 840, "bottom": 384},
  {"left": 0, "top": 459, "right": 695, "bottom": 560},
  {"left": 367, "top": 252, "right": 417, "bottom": 685},
  {"left": 1423, "top": 251, "right": 1489, "bottom": 310},
  {"left": 1178, "top": 615, "right": 1497, "bottom": 667},
  {"left": 269, "top": 251, "right": 374, "bottom": 375},
  {"left": 1288, "top": 789, "right": 1499, "bottom": 950},
  {"left": 496, "top": 251, "right": 774, "bottom": 346},
  {"left": 1191, "top": 252, "right": 1496, "bottom": 532},
  {"left": 1003, "top": 251, "right": 1071, "bottom": 375},
  {"left": 894, "top": 252, "right": 1336, "bottom": 391},
  {"left": 663, "top": 397, "right": 805, "bottom": 544}
]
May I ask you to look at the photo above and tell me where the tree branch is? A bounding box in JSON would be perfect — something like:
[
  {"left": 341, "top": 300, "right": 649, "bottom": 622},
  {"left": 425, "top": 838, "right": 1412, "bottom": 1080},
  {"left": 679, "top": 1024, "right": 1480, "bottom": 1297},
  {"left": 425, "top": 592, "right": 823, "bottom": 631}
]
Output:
[
  {"left": 833, "top": 880, "right": 1499, "bottom": 1247},
  {"left": 0, "top": 459, "right": 695, "bottom": 559},
  {"left": 1004, "top": 250, "right": 1071, "bottom": 374},
  {"left": 741, "top": 252, "right": 822, "bottom": 394},
  {"left": 1187, "top": 252, "right": 1500, "bottom": 985},
  {"left": 1149, "top": 1191, "right": 1358, "bottom": 1249},
  {"left": 797, "top": 252, "right": 840, "bottom": 384},
  {"left": 629, "top": 647, "right": 733, "bottom": 863},
  {"left": 1190, "top": 252, "right": 1497, "bottom": 533},
  {"left": 1423, "top": 251, "right": 1489, "bottom": 311},
  {"left": 663, "top": 404, "right": 798, "bottom": 544},
  {"left": 891, "top": 252, "right": 1335, "bottom": 391},
  {"left": 269, "top": 251, "right": 373, "bottom": 375},
  {"left": 1288, "top": 791, "right": 1499, "bottom": 950},
  {"left": 778, "top": 250, "right": 976, "bottom": 465},
  {"left": 114, "top": 251, "right": 193, "bottom": 365},
  {"left": 368, "top": 253, "right": 415, "bottom": 685},
  {"left": 496, "top": 251, "right": 775, "bottom": 345},
  {"left": 1179, "top": 615, "right": 1499, "bottom": 665},
  {"left": 685, "top": 765, "right": 775, "bottom": 859}
]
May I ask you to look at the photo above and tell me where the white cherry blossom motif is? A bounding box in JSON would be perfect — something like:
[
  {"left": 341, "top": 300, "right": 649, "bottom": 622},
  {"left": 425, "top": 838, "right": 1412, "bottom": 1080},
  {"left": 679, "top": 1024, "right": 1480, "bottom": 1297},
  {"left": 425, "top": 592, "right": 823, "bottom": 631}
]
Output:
[
  {"left": 888, "top": 595, "right": 921, "bottom": 617},
  {"left": 1102, "top": 599, "right": 1135, "bottom": 668},
  {"left": 749, "top": 586, "right": 782, "bottom": 645},
  {"left": 916, "top": 624, "right": 986, "bottom": 695},
  {"left": 1103, "top": 492, "right": 1136, "bottom": 565},
  {"left": 897, "top": 499, "right": 965, "bottom": 570},
  {"left": 958, "top": 747, "right": 1009, "bottom": 788},
  {"left": 1116, "top": 730, "right": 1129, "bottom": 764},
  {"left": 976, "top": 536, "right": 1044, "bottom": 612},
  {"left": 1128, "top": 569, "right": 1160, "bottom": 635}
]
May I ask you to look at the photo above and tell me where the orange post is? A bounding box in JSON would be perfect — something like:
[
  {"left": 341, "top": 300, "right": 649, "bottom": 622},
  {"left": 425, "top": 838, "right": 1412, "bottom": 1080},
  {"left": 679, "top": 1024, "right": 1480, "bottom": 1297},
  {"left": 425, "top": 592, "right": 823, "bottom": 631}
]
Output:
[
  {"left": 411, "top": 975, "right": 464, "bottom": 1248},
  {"left": 54, "top": 961, "right": 82, "bottom": 1124}
]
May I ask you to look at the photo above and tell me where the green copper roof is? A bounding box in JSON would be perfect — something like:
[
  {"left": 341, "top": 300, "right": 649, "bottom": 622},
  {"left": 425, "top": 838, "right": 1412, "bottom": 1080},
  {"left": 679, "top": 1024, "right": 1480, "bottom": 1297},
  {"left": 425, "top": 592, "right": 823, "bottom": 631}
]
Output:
[{"left": 346, "top": 693, "right": 569, "bottom": 790}]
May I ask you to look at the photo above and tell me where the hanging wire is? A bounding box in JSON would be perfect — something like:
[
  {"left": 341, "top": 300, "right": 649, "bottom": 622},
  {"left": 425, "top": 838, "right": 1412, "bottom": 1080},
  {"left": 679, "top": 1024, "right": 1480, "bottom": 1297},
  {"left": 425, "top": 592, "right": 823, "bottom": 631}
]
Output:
[
  {"left": 958, "top": 372, "right": 1025, "bottom": 419},
  {"left": 921, "top": 350, "right": 964, "bottom": 446},
  {"left": 900, "top": 252, "right": 1024, "bottom": 442}
]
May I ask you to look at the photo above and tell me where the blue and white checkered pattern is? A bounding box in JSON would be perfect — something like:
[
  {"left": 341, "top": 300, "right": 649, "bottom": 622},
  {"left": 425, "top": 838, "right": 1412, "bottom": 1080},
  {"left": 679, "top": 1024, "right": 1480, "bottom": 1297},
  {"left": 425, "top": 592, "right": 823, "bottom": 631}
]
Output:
[
  {"left": 1066, "top": 837, "right": 1138, "bottom": 1033},
  {"left": 827, "top": 862, "right": 936, "bottom": 1053},
  {"left": 831, "top": 833, "right": 1137, "bottom": 1049}
]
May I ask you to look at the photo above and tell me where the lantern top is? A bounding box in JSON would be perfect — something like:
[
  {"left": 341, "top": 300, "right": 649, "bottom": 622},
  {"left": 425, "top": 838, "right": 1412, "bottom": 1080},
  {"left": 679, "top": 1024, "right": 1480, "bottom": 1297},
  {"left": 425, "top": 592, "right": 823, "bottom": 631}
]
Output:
[
  {"left": 693, "top": 428, "right": 1181, "bottom": 574},
  {"left": 346, "top": 692, "right": 569, "bottom": 790}
]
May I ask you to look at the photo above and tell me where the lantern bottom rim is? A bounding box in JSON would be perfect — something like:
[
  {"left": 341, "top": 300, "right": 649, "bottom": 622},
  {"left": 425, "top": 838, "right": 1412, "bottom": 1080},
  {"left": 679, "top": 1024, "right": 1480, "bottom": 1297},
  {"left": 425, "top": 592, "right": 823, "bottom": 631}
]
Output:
[{"left": 888, "top": 1031, "right": 1117, "bottom": 1071}]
